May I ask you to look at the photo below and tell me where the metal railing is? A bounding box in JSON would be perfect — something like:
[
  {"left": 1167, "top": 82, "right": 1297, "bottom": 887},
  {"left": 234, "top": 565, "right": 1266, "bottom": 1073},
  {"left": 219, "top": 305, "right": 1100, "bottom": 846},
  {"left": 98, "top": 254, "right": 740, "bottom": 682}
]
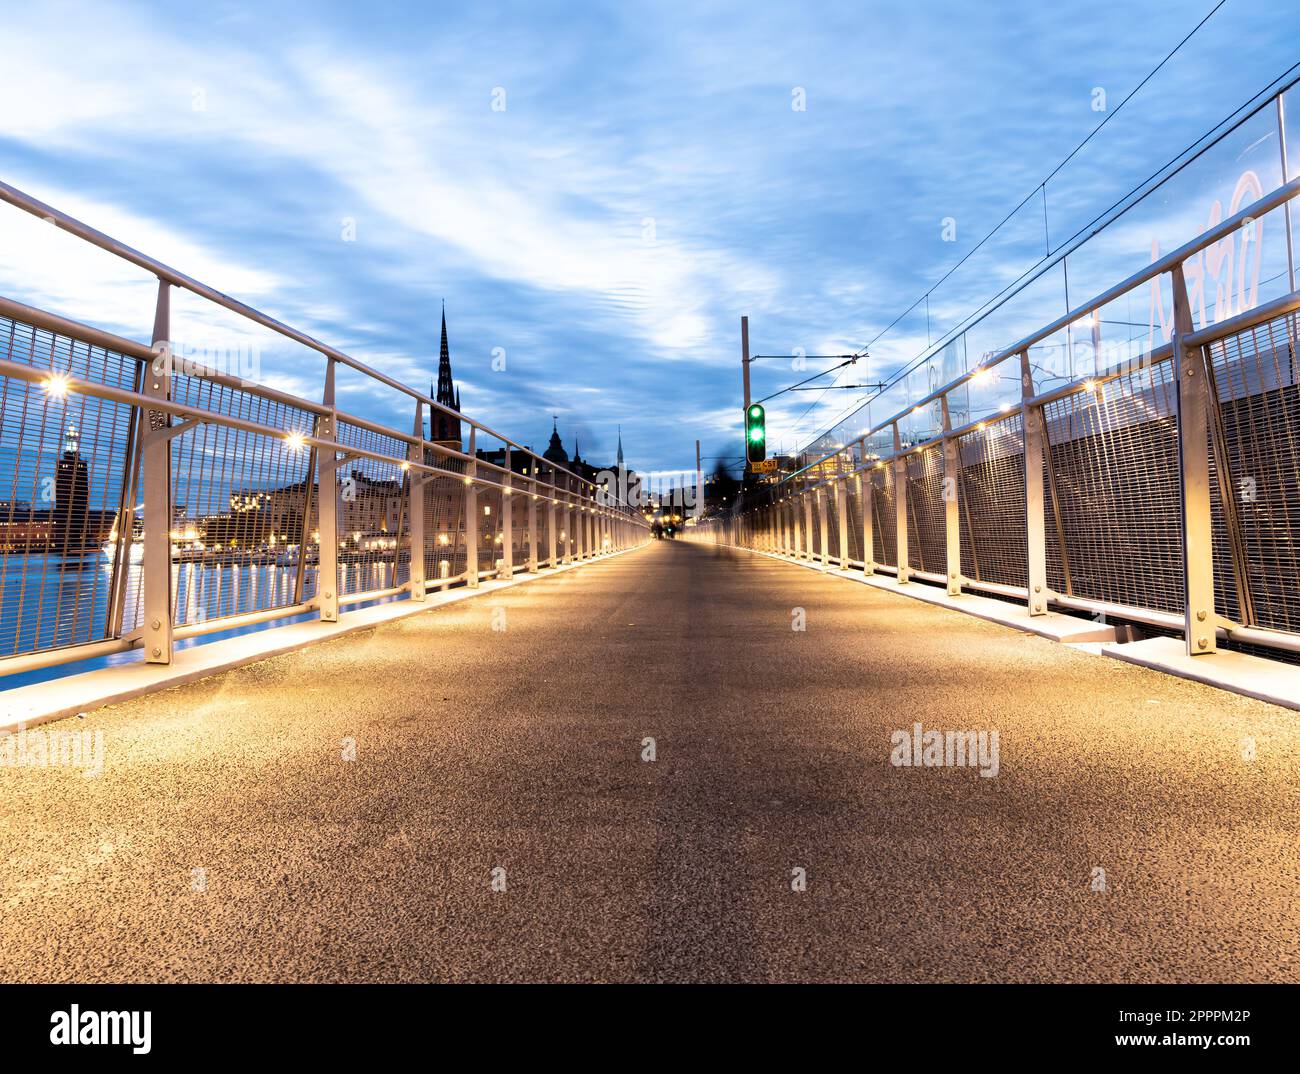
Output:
[
  {"left": 693, "top": 174, "right": 1300, "bottom": 660},
  {"left": 0, "top": 181, "right": 650, "bottom": 677}
]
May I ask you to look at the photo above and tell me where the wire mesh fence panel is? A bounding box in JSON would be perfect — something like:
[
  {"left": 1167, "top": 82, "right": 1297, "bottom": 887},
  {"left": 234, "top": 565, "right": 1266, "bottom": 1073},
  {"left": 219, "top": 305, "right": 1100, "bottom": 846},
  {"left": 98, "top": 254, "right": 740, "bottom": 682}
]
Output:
[
  {"left": 425, "top": 467, "right": 467, "bottom": 588},
  {"left": 1042, "top": 362, "right": 1184, "bottom": 614},
  {"left": 164, "top": 375, "right": 317, "bottom": 628},
  {"left": 958, "top": 413, "right": 1027, "bottom": 589},
  {"left": 0, "top": 317, "right": 140, "bottom": 656},
  {"left": 869, "top": 465, "right": 896, "bottom": 568},
  {"left": 510, "top": 485, "right": 532, "bottom": 565},
  {"left": 479, "top": 484, "right": 505, "bottom": 577},
  {"left": 300, "top": 485, "right": 320, "bottom": 605},
  {"left": 534, "top": 488, "right": 552, "bottom": 567},
  {"left": 846, "top": 478, "right": 865, "bottom": 564},
  {"left": 1043, "top": 447, "right": 1069, "bottom": 598},
  {"left": 556, "top": 500, "right": 571, "bottom": 561},
  {"left": 905, "top": 447, "right": 945, "bottom": 574},
  {"left": 334, "top": 421, "right": 409, "bottom": 597},
  {"left": 806, "top": 495, "right": 821, "bottom": 559},
  {"left": 1207, "top": 308, "right": 1300, "bottom": 632},
  {"left": 824, "top": 488, "right": 840, "bottom": 561}
]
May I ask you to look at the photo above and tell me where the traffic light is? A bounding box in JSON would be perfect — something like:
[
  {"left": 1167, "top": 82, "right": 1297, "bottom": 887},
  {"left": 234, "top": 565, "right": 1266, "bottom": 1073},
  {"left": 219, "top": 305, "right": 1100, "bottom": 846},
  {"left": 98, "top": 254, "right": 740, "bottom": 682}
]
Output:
[{"left": 745, "top": 403, "right": 766, "bottom": 463}]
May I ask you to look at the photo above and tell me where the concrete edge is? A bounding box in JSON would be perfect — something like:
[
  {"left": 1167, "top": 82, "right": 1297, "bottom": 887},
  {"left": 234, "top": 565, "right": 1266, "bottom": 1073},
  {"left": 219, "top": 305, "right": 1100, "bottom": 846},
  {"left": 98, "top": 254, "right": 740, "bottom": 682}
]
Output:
[
  {"left": 739, "top": 546, "right": 1115, "bottom": 644},
  {"left": 0, "top": 545, "right": 648, "bottom": 732},
  {"left": 1104, "top": 635, "right": 1300, "bottom": 712}
]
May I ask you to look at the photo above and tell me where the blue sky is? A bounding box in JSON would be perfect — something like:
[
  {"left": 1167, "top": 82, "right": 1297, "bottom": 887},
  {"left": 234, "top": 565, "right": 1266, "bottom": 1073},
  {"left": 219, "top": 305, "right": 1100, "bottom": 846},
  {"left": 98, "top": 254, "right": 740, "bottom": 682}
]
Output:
[{"left": 0, "top": 0, "right": 1297, "bottom": 479}]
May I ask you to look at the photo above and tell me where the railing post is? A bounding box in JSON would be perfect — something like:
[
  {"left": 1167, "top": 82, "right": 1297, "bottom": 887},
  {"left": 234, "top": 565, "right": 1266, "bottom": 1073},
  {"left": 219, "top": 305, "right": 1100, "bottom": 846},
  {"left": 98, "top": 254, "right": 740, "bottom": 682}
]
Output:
[
  {"left": 836, "top": 463, "right": 849, "bottom": 568},
  {"left": 548, "top": 470, "right": 559, "bottom": 567},
  {"left": 499, "top": 446, "right": 514, "bottom": 580},
  {"left": 316, "top": 359, "right": 340, "bottom": 622},
  {"left": 465, "top": 427, "right": 479, "bottom": 587},
  {"left": 407, "top": 403, "right": 426, "bottom": 602},
  {"left": 141, "top": 279, "right": 173, "bottom": 664},
  {"left": 803, "top": 487, "right": 814, "bottom": 561},
  {"left": 893, "top": 423, "right": 909, "bottom": 583},
  {"left": 527, "top": 458, "right": 539, "bottom": 573},
  {"left": 563, "top": 476, "right": 574, "bottom": 564},
  {"left": 1172, "top": 263, "right": 1217, "bottom": 656},
  {"left": 817, "top": 483, "right": 830, "bottom": 568},
  {"left": 861, "top": 470, "right": 874, "bottom": 576},
  {"left": 575, "top": 488, "right": 586, "bottom": 560},
  {"left": 940, "top": 397, "right": 961, "bottom": 596},
  {"left": 1020, "top": 350, "right": 1049, "bottom": 616}
]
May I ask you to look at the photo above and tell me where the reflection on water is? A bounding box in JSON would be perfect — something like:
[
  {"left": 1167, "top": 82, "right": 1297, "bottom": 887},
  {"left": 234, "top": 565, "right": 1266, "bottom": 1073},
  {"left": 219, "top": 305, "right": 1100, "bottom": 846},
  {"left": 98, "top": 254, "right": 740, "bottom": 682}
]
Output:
[{"left": 0, "top": 553, "right": 403, "bottom": 659}]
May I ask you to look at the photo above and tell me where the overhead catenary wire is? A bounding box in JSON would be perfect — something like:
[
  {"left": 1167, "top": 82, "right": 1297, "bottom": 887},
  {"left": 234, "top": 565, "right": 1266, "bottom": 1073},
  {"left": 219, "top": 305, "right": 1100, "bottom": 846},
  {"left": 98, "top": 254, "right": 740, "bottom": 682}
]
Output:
[
  {"left": 784, "top": 0, "right": 1238, "bottom": 447},
  {"left": 808, "top": 58, "right": 1300, "bottom": 445}
]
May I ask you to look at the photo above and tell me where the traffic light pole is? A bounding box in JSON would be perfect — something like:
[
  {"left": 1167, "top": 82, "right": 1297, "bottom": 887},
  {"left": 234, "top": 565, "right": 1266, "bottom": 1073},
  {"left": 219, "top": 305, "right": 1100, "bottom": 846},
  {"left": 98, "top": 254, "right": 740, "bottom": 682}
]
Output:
[
  {"left": 741, "top": 315, "right": 751, "bottom": 414},
  {"left": 741, "top": 316, "right": 751, "bottom": 507},
  {"left": 695, "top": 438, "right": 703, "bottom": 519}
]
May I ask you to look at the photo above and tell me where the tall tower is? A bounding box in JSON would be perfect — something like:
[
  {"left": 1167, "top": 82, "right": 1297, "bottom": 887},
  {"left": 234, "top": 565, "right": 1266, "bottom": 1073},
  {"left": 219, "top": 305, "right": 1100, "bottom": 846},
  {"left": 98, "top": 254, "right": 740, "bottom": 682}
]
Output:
[
  {"left": 429, "top": 303, "right": 462, "bottom": 450},
  {"left": 616, "top": 426, "right": 625, "bottom": 469},
  {"left": 55, "top": 422, "right": 90, "bottom": 550}
]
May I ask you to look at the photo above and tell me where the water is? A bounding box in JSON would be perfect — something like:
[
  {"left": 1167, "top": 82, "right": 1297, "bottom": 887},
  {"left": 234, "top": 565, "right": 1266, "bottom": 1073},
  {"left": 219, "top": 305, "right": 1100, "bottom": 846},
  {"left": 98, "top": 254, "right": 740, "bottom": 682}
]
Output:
[{"left": 0, "top": 552, "right": 405, "bottom": 687}]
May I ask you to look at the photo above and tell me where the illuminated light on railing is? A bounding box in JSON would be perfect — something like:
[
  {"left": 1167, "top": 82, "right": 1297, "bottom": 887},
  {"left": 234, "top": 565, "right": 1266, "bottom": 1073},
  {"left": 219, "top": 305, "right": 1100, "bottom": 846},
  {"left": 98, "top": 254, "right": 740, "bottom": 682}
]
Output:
[
  {"left": 970, "top": 366, "right": 997, "bottom": 387},
  {"left": 998, "top": 402, "right": 1013, "bottom": 412},
  {"left": 400, "top": 461, "right": 410, "bottom": 471},
  {"left": 285, "top": 431, "right": 307, "bottom": 451},
  {"left": 42, "top": 372, "right": 71, "bottom": 398},
  {"left": 1083, "top": 379, "right": 1099, "bottom": 393}
]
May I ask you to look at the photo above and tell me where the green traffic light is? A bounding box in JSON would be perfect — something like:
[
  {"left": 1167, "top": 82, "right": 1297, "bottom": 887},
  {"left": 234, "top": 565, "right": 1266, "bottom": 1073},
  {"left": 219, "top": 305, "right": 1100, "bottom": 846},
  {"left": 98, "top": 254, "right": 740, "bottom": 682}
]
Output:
[{"left": 748, "top": 428, "right": 764, "bottom": 443}]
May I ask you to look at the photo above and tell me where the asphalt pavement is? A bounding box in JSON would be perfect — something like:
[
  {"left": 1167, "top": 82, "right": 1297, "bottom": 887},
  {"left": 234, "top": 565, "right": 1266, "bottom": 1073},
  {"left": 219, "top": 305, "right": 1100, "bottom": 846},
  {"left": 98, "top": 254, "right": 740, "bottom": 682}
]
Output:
[{"left": 2, "top": 539, "right": 1296, "bottom": 982}]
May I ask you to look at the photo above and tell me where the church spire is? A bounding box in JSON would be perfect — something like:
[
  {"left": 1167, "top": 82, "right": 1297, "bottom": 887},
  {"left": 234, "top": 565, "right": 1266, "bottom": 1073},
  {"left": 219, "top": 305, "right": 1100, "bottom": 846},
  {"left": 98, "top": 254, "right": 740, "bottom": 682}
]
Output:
[
  {"left": 429, "top": 302, "right": 462, "bottom": 447},
  {"left": 616, "top": 425, "right": 624, "bottom": 468},
  {"left": 435, "top": 301, "right": 455, "bottom": 408}
]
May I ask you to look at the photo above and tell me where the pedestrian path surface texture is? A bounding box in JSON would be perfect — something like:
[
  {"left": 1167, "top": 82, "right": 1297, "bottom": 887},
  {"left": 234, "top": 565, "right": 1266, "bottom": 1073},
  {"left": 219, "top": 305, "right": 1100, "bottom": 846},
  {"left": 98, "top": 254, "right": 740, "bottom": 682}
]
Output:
[{"left": 2, "top": 540, "right": 1296, "bottom": 982}]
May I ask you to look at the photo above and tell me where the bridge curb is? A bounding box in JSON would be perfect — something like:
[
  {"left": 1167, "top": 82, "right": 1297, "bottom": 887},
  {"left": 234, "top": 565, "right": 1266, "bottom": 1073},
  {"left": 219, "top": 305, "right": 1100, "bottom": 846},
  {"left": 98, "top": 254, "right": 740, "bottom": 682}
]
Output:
[{"left": 1104, "top": 636, "right": 1300, "bottom": 713}]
